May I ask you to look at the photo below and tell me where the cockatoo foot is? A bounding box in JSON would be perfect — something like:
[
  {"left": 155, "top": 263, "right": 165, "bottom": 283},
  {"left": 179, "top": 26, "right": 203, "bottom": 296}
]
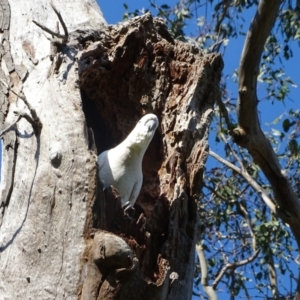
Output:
[{"left": 123, "top": 201, "right": 133, "bottom": 212}]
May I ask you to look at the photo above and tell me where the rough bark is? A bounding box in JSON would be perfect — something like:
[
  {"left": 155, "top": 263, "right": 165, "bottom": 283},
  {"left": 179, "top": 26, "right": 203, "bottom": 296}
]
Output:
[
  {"left": 0, "top": 1, "right": 223, "bottom": 299},
  {"left": 78, "top": 13, "right": 223, "bottom": 300}
]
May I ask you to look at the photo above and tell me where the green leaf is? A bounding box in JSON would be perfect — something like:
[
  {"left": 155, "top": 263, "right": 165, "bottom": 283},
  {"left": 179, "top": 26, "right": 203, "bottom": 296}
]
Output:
[
  {"left": 197, "top": 16, "right": 205, "bottom": 27},
  {"left": 288, "top": 139, "right": 298, "bottom": 154},
  {"left": 271, "top": 128, "right": 282, "bottom": 137},
  {"left": 266, "top": 114, "right": 282, "bottom": 126},
  {"left": 256, "top": 272, "right": 263, "bottom": 280},
  {"left": 161, "top": 4, "right": 170, "bottom": 9},
  {"left": 282, "top": 119, "right": 291, "bottom": 132}
]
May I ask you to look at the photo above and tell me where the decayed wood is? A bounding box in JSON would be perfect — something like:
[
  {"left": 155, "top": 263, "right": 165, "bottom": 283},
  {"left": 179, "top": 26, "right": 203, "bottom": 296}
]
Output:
[{"left": 78, "top": 13, "right": 223, "bottom": 299}]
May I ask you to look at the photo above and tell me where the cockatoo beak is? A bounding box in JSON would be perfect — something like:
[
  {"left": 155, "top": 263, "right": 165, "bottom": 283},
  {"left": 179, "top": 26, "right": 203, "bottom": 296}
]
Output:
[{"left": 146, "top": 119, "right": 157, "bottom": 132}]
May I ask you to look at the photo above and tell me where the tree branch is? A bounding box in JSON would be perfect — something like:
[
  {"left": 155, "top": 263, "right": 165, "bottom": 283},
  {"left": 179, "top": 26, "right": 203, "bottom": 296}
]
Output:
[
  {"left": 236, "top": 201, "right": 257, "bottom": 251},
  {"left": 203, "top": 182, "right": 236, "bottom": 203},
  {"left": 33, "top": 2, "right": 68, "bottom": 43},
  {"left": 203, "top": 174, "right": 260, "bottom": 292},
  {"left": 0, "top": 79, "right": 42, "bottom": 135},
  {"left": 50, "top": 2, "right": 68, "bottom": 41},
  {"left": 212, "top": 248, "right": 260, "bottom": 289},
  {"left": 0, "top": 115, "right": 21, "bottom": 137},
  {"left": 237, "top": 0, "right": 281, "bottom": 131},
  {"left": 32, "top": 20, "right": 66, "bottom": 40},
  {"left": 267, "top": 250, "right": 279, "bottom": 299},
  {"left": 209, "top": 150, "right": 276, "bottom": 214},
  {"left": 195, "top": 242, "right": 218, "bottom": 300},
  {"left": 219, "top": 133, "right": 244, "bottom": 170},
  {"left": 148, "top": 0, "right": 173, "bottom": 28},
  {"left": 216, "top": 96, "right": 234, "bottom": 133},
  {"left": 234, "top": 0, "right": 300, "bottom": 249}
]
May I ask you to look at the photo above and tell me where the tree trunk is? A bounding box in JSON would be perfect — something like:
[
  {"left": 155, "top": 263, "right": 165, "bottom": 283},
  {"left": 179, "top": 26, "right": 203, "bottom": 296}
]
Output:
[{"left": 0, "top": 1, "right": 223, "bottom": 299}]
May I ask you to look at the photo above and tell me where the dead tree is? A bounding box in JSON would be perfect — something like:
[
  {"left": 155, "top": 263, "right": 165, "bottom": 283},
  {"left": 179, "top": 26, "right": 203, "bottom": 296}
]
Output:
[{"left": 0, "top": 1, "right": 222, "bottom": 299}]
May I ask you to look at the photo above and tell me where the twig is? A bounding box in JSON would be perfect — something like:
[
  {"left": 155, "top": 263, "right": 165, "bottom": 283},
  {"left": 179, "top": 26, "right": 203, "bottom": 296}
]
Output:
[
  {"left": 32, "top": 20, "right": 66, "bottom": 40},
  {"left": 236, "top": 201, "right": 256, "bottom": 250},
  {"left": 148, "top": 0, "right": 173, "bottom": 26},
  {"left": 211, "top": 38, "right": 226, "bottom": 53},
  {"left": 50, "top": 2, "right": 68, "bottom": 41},
  {"left": 266, "top": 249, "right": 279, "bottom": 299},
  {"left": 0, "top": 80, "right": 39, "bottom": 123},
  {"left": 212, "top": 248, "right": 260, "bottom": 289},
  {"left": 209, "top": 150, "right": 276, "bottom": 214},
  {"left": 238, "top": 184, "right": 250, "bottom": 198},
  {"left": 196, "top": 242, "right": 219, "bottom": 300},
  {"left": 0, "top": 79, "right": 25, "bottom": 101},
  {"left": 0, "top": 115, "right": 21, "bottom": 137},
  {"left": 32, "top": 2, "right": 68, "bottom": 43},
  {"left": 220, "top": 132, "right": 244, "bottom": 169},
  {"left": 203, "top": 182, "right": 236, "bottom": 203},
  {"left": 0, "top": 80, "right": 42, "bottom": 135},
  {"left": 216, "top": 96, "right": 234, "bottom": 133},
  {"left": 214, "top": 1, "right": 230, "bottom": 38}
]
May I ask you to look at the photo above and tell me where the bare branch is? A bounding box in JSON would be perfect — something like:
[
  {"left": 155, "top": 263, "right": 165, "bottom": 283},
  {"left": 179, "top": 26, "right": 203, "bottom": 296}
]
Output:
[
  {"left": 196, "top": 242, "right": 218, "bottom": 300},
  {"left": 214, "top": 1, "right": 230, "bottom": 37},
  {"left": 203, "top": 180, "right": 260, "bottom": 291},
  {"left": 50, "top": 2, "right": 68, "bottom": 41},
  {"left": 209, "top": 150, "right": 276, "bottom": 214},
  {"left": 0, "top": 79, "right": 42, "bottom": 135},
  {"left": 0, "top": 115, "right": 21, "bottom": 137},
  {"left": 212, "top": 248, "right": 260, "bottom": 289},
  {"left": 210, "top": 38, "right": 226, "bottom": 53},
  {"left": 234, "top": 0, "right": 300, "bottom": 259},
  {"left": 148, "top": 0, "right": 173, "bottom": 27},
  {"left": 220, "top": 133, "right": 244, "bottom": 170},
  {"left": 32, "top": 3, "right": 68, "bottom": 42},
  {"left": 32, "top": 20, "right": 66, "bottom": 40},
  {"left": 203, "top": 183, "right": 236, "bottom": 203},
  {"left": 238, "top": 0, "right": 281, "bottom": 130},
  {"left": 267, "top": 250, "right": 279, "bottom": 299},
  {"left": 0, "top": 79, "right": 25, "bottom": 101},
  {"left": 216, "top": 96, "right": 234, "bottom": 133},
  {"left": 236, "top": 201, "right": 256, "bottom": 250}
]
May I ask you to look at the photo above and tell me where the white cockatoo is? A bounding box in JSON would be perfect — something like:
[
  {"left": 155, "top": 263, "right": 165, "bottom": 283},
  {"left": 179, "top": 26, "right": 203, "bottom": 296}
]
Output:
[{"left": 98, "top": 114, "right": 159, "bottom": 210}]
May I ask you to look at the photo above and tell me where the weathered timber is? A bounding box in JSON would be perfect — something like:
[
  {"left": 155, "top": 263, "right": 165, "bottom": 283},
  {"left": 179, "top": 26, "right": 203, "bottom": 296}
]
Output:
[{"left": 79, "top": 13, "right": 223, "bottom": 300}]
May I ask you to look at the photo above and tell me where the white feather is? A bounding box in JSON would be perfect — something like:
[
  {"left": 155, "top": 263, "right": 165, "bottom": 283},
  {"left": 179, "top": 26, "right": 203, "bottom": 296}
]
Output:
[{"left": 98, "top": 114, "right": 159, "bottom": 209}]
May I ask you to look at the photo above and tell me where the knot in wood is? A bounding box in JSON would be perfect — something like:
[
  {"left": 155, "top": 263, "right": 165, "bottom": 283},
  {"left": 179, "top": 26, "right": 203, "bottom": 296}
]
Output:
[
  {"left": 232, "top": 127, "right": 248, "bottom": 147},
  {"left": 49, "top": 144, "right": 62, "bottom": 168},
  {"left": 93, "top": 232, "right": 135, "bottom": 272}
]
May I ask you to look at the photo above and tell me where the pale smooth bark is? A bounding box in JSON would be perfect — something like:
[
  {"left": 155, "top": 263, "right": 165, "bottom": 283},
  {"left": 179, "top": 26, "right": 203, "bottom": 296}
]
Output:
[
  {"left": 0, "top": 1, "right": 105, "bottom": 299},
  {"left": 195, "top": 242, "right": 218, "bottom": 300},
  {"left": 233, "top": 1, "right": 300, "bottom": 299}
]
